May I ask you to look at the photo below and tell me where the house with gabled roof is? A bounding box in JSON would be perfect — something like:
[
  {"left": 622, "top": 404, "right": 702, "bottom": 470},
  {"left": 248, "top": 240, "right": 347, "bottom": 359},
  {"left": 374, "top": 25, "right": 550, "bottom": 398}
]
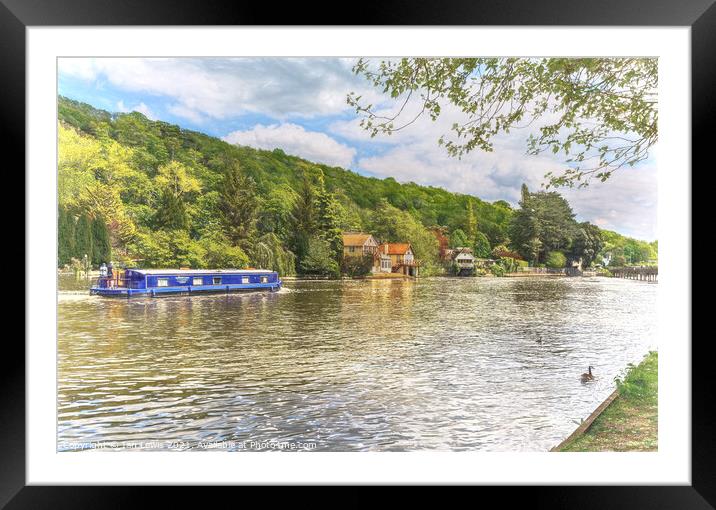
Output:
[
  {"left": 342, "top": 233, "right": 379, "bottom": 258},
  {"left": 342, "top": 232, "right": 386, "bottom": 274},
  {"left": 451, "top": 247, "right": 475, "bottom": 275},
  {"left": 378, "top": 242, "right": 419, "bottom": 277}
]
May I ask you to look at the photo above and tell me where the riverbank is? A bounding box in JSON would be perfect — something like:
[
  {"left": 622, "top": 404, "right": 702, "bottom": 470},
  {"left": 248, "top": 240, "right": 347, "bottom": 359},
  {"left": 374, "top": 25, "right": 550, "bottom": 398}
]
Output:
[{"left": 553, "top": 351, "right": 658, "bottom": 452}]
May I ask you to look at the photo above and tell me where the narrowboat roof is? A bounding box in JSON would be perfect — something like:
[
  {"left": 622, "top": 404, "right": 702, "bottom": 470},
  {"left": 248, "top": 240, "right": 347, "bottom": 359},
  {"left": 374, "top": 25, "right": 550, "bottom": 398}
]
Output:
[{"left": 128, "top": 268, "right": 275, "bottom": 276}]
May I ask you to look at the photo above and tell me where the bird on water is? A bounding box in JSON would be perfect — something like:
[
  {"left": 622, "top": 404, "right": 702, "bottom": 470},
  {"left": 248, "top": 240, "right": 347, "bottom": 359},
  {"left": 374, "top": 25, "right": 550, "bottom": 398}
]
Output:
[{"left": 580, "top": 366, "right": 595, "bottom": 383}]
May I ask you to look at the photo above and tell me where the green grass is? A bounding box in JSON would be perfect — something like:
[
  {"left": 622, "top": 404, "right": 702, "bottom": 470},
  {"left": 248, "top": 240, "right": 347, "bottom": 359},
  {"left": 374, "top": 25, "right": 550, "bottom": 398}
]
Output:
[{"left": 558, "top": 351, "right": 658, "bottom": 452}]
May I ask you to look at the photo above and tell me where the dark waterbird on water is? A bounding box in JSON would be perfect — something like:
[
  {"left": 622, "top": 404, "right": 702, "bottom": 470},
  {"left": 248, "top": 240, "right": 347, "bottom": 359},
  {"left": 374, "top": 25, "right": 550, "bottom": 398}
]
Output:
[{"left": 580, "top": 366, "right": 595, "bottom": 383}]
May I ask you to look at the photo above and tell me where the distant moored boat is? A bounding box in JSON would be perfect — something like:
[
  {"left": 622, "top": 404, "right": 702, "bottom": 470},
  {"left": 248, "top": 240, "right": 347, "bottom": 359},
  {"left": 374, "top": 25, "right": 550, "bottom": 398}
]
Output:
[{"left": 90, "top": 268, "right": 282, "bottom": 297}]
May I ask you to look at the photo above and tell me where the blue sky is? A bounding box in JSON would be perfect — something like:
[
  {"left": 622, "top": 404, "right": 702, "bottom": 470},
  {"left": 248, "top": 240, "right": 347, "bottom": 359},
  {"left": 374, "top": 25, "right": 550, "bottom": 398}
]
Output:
[{"left": 58, "top": 57, "right": 657, "bottom": 241}]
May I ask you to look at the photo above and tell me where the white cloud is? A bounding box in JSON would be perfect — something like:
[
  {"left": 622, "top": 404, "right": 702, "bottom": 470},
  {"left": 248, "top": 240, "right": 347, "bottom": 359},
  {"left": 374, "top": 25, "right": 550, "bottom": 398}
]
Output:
[
  {"left": 59, "top": 57, "right": 383, "bottom": 123},
  {"left": 58, "top": 58, "right": 99, "bottom": 81},
  {"left": 223, "top": 123, "right": 356, "bottom": 168},
  {"left": 116, "top": 100, "right": 156, "bottom": 120},
  {"left": 561, "top": 165, "right": 657, "bottom": 240},
  {"left": 167, "top": 103, "right": 205, "bottom": 124}
]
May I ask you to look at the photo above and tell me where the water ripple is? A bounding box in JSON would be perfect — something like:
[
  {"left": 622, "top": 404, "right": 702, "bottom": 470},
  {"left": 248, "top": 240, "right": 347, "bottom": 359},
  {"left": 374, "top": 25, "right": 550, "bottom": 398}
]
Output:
[{"left": 57, "top": 276, "right": 656, "bottom": 451}]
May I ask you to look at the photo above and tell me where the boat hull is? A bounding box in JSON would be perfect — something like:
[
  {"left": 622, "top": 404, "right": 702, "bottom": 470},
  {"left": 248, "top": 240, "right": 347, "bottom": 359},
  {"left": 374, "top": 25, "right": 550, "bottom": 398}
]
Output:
[{"left": 90, "top": 281, "right": 282, "bottom": 298}]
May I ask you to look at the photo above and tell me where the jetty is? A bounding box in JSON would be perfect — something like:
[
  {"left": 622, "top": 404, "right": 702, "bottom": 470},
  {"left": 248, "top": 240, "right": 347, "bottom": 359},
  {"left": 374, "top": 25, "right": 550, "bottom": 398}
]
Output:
[
  {"left": 504, "top": 267, "right": 588, "bottom": 277},
  {"left": 610, "top": 266, "right": 658, "bottom": 282}
]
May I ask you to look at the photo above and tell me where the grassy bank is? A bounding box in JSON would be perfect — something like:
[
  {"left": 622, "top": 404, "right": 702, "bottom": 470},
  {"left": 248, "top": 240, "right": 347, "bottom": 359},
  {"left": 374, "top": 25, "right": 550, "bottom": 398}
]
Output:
[{"left": 557, "top": 351, "right": 658, "bottom": 452}]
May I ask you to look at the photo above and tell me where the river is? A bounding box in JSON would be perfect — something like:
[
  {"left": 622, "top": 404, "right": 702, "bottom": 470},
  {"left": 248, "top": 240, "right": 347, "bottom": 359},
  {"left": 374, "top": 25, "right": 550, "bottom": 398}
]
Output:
[{"left": 57, "top": 275, "right": 656, "bottom": 452}]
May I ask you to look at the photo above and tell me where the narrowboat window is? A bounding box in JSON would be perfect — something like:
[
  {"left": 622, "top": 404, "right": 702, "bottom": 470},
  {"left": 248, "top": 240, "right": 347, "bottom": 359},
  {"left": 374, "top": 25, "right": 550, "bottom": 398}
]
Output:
[
  {"left": 192, "top": 277, "right": 203, "bottom": 286},
  {"left": 241, "top": 276, "right": 249, "bottom": 284},
  {"left": 212, "top": 276, "right": 222, "bottom": 285},
  {"left": 260, "top": 276, "right": 268, "bottom": 283},
  {"left": 157, "top": 278, "right": 169, "bottom": 287}
]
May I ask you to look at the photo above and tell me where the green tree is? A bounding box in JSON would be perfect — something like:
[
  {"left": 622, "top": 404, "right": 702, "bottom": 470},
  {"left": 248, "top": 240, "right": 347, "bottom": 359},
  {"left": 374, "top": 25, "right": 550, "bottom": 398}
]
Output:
[
  {"left": 349, "top": 57, "right": 657, "bottom": 188},
  {"left": 58, "top": 123, "right": 138, "bottom": 244},
  {"left": 465, "top": 201, "right": 478, "bottom": 241},
  {"left": 74, "top": 213, "right": 93, "bottom": 264},
  {"left": 154, "top": 190, "right": 189, "bottom": 230},
  {"left": 218, "top": 161, "right": 258, "bottom": 249},
  {"left": 291, "top": 172, "right": 318, "bottom": 263},
  {"left": 341, "top": 254, "right": 374, "bottom": 277},
  {"left": 610, "top": 253, "right": 627, "bottom": 267},
  {"left": 153, "top": 161, "right": 201, "bottom": 230},
  {"left": 58, "top": 206, "right": 76, "bottom": 266},
  {"left": 91, "top": 215, "right": 112, "bottom": 265},
  {"left": 623, "top": 239, "right": 653, "bottom": 264},
  {"left": 570, "top": 222, "right": 604, "bottom": 268},
  {"left": 256, "top": 185, "right": 297, "bottom": 242},
  {"left": 450, "top": 228, "right": 469, "bottom": 248},
  {"left": 473, "top": 231, "right": 491, "bottom": 258},
  {"left": 129, "top": 230, "right": 205, "bottom": 268},
  {"left": 598, "top": 229, "right": 656, "bottom": 266},
  {"left": 251, "top": 233, "right": 296, "bottom": 276},
  {"left": 200, "top": 235, "right": 250, "bottom": 269},
  {"left": 545, "top": 251, "right": 567, "bottom": 268},
  {"left": 509, "top": 184, "right": 540, "bottom": 263},
  {"left": 525, "top": 238, "right": 543, "bottom": 265},
  {"left": 300, "top": 237, "right": 340, "bottom": 277},
  {"left": 509, "top": 184, "right": 577, "bottom": 264},
  {"left": 315, "top": 173, "right": 343, "bottom": 260}
]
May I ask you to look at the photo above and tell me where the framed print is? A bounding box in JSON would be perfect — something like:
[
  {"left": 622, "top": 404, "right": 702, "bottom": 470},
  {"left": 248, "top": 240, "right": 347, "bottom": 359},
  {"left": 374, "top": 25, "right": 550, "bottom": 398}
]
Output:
[{"left": 4, "top": 0, "right": 711, "bottom": 503}]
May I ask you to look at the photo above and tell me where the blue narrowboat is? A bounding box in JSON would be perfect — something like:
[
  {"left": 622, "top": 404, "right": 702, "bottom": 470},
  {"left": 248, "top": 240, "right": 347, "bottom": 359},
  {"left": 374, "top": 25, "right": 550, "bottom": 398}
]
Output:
[{"left": 90, "top": 268, "right": 282, "bottom": 297}]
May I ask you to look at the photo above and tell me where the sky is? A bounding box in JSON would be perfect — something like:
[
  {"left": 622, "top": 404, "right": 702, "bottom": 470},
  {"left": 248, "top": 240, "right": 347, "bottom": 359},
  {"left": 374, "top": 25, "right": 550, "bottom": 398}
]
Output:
[{"left": 58, "top": 57, "right": 658, "bottom": 241}]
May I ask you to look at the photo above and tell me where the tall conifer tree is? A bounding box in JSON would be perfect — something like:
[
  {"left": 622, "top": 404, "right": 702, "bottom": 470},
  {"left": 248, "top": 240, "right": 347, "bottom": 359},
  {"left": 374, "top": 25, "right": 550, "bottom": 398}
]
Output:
[
  {"left": 218, "top": 161, "right": 258, "bottom": 249},
  {"left": 291, "top": 172, "right": 318, "bottom": 264},
  {"left": 153, "top": 161, "right": 201, "bottom": 231},
  {"left": 91, "top": 215, "right": 112, "bottom": 265},
  {"left": 315, "top": 174, "right": 343, "bottom": 260},
  {"left": 58, "top": 206, "right": 76, "bottom": 266},
  {"left": 74, "top": 213, "right": 94, "bottom": 265},
  {"left": 465, "top": 201, "right": 477, "bottom": 242}
]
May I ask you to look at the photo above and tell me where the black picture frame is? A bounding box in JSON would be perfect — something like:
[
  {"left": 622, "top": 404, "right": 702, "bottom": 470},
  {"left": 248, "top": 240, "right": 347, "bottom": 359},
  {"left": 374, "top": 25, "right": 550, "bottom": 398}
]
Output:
[{"left": 4, "top": 0, "right": 709, "bottom": 503}]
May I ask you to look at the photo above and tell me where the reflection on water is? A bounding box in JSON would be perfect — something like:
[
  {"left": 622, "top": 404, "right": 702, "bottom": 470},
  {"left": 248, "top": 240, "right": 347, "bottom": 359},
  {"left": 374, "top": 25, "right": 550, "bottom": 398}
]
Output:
[{"left": 57, "top": 275, "right": 656, "bottom": 451}]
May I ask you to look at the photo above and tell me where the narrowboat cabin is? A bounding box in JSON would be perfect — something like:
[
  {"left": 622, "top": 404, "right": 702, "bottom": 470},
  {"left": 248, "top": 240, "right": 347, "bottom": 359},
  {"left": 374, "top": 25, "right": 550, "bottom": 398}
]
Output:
[{"left": 90, "top": 269, "right": 282, "bottom": 297}]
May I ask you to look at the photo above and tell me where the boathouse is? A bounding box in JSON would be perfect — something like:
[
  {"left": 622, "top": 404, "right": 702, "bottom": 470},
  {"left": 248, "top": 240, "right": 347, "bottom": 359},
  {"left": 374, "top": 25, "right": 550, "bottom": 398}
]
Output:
[
  {"left": 451, "top": 247, "right": 475, "bottom": 275},
  {"left": 379, "top": 243, "right": 419, "bottom": 277}
]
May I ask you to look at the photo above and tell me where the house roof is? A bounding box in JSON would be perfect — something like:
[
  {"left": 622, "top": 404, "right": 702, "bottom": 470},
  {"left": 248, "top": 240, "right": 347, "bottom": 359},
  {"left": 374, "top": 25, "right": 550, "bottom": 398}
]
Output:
[
  {"left": 452, "top": 247, "right": 475, "bottom": 260},
  {"left": 381, "top": 243, "right": 412, "bottom": 255},
  {"left": 342, "top": 233, "right": 376, "bottom": 247}
]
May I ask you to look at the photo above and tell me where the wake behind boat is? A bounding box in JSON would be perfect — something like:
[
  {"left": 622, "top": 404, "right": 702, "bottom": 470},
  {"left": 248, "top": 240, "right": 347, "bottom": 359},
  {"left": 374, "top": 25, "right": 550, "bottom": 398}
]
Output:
[{"left": 90, "top": 268, "right": 282, "bottom": 297}]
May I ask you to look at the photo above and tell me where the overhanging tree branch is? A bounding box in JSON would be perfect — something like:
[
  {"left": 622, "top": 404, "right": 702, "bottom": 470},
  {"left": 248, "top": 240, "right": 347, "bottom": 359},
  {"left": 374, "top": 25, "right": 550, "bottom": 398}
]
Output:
[{"left": 347, "top": 57, "right": 658, "bottom": 188}]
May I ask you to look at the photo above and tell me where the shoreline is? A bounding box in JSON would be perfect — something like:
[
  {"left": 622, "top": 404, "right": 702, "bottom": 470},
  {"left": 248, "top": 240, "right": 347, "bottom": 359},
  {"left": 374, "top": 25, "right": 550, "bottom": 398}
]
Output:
[{"left": 551, "top": 351, "right": 658, "bottom": 452}]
